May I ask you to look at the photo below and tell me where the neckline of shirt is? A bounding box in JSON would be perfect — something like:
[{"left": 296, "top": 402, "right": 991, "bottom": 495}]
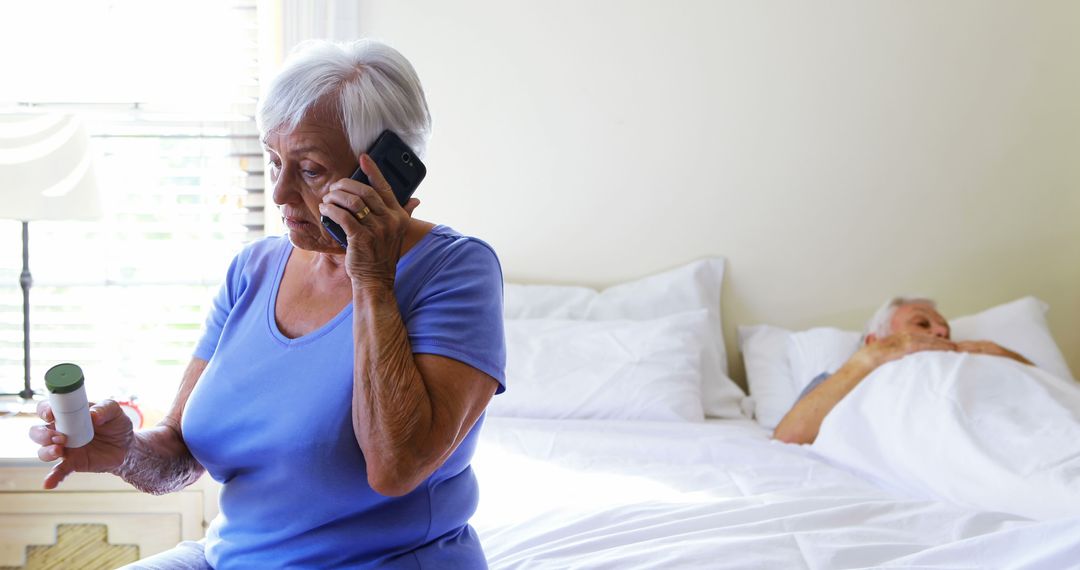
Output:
[{"left": 264, "top": 225, "right": 450, "bottom": 346}]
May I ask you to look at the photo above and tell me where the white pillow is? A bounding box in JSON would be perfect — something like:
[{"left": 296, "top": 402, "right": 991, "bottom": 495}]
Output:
[
  {"left": 739, "top": 296, "right": 1074, "bottom": 428},
  {"left": 504, "top": 258, "right": 746, "bottom": 418},
  {"left": 951, "top": 296, "right": 1074, "bottom": 382},
  {"left": 490, "top": 310, "right": 710, "bottom": 422},
  {"left": 787, "top": 327, "right": 863, "bottom": 394},
  {"left": 737, "top": 324, "right": 796, "bottom": 429},
  {"left": 503, "top": 284, "right": 594, "bottom": 319},
  {"left": 739, "top": 325, "right": 861, "bottom": 428}
]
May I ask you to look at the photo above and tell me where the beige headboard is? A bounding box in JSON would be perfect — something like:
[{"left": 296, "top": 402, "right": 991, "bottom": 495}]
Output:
[{"left": 357, "top": 0, "right": 1080, "bottom": 386}]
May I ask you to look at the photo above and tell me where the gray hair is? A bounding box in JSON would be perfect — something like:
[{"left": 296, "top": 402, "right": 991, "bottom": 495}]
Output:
[
  {"left": 865, "top": 296, "right": 937, "bottom": 339},
  {"left": 257, "top": 39, "right": 432, "bottom": 159}
]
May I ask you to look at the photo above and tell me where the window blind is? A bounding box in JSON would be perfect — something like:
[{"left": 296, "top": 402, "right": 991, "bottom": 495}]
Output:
[{"left": 0, "top": 1, "right": 265, "bottom": 410}]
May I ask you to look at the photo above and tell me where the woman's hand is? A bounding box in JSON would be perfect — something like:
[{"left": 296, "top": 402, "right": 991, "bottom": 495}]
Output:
[
  {"left": 28, "top": 399, "right": 134, "bottom": 489},
  {"left": 319, "top": 154, "right": 421, "bottom": 290}
]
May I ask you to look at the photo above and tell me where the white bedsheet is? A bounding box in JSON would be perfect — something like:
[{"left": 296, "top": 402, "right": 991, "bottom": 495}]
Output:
[
  {"left": 473, "top": 416, "right": 1078, "bottom": 569},
  {"left": 812, "top": 352, "right": 1080, "bottom": 521}
]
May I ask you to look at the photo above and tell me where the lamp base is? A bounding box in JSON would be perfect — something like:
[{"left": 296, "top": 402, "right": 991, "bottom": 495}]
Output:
[{"left": 0, "top": 392, "right": 44, "bottom": 416}]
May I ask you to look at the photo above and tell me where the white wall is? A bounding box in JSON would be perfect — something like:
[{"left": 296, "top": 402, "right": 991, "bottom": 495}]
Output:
[{"left": 356, "top": 0, "right": 1080, "bottom": 385}]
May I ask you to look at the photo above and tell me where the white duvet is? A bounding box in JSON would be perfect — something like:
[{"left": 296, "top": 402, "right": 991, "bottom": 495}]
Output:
[
  {"left": 472, "top": 416, "right": 1080, "bottom": 569},
  {"left": 812, "top": 351, "right": 1080, "bottom": 521}
]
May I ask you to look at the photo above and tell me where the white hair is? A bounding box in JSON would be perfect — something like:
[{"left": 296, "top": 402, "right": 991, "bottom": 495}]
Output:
[
  {"left": 865, "top": 296, "right": 938, "bottom": 339},
  {"left": 257, "top": 39, "right": 432, "bottom": 159}
]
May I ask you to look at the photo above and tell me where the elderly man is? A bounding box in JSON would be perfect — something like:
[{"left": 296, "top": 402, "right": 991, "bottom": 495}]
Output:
[{"left": 773, "top": 297, "right": 1031, "bottom": 444}]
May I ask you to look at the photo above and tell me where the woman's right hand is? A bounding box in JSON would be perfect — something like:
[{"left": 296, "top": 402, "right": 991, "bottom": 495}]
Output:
[{"left": 28, "top": 399, "right": 134, "bottom": 489}]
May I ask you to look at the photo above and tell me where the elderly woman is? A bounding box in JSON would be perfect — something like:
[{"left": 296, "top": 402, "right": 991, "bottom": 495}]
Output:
[{"left": 29, "top": 39, "right": 505, "bottom": 569}]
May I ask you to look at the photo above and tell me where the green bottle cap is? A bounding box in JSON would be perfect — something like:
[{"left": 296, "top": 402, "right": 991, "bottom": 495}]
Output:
[{"left": 45, "top": 363, "right": 85, "bottom": 394}]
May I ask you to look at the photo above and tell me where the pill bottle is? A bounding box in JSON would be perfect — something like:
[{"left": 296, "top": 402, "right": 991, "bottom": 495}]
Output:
[{"left": 45, "top": 363, "right": 94, "bottom": 448}]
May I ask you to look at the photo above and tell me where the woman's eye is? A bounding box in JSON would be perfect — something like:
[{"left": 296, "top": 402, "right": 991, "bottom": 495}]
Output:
[{"left": 302, "top": 169, "right": 319, "bottom": 178}]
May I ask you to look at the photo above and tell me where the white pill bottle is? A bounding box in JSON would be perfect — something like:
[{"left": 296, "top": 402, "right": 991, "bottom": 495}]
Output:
[{"left": 45, "top": 363, "right": 94, "bottom": 448}]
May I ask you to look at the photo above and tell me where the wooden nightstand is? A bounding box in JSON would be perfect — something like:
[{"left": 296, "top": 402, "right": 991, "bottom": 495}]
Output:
[{"left": 0, "top": 415, "right": 220, "bottom": 569}]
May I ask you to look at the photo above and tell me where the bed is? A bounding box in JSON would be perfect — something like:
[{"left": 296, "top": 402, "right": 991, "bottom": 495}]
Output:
[
  {"left": 472, "top": 418, "right": 1079, "bottom": 568},
  {"left": 472, "top": 258, "right": 1080, "bottom": 568}
]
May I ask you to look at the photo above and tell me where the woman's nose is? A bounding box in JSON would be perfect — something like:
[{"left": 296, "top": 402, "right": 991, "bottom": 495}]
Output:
[{"left": 271, "top": 168, "right": 294, "bottom": 205}]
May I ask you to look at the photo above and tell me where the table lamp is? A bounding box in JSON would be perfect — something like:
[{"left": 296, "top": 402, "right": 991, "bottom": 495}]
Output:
[{"left": 0, "top": 113, "right": 101, "bottom": 400}]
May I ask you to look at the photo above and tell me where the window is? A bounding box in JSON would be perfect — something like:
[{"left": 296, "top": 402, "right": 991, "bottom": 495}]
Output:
[{"left": 0, "top": 1, "right": 264, "bottom": 413}]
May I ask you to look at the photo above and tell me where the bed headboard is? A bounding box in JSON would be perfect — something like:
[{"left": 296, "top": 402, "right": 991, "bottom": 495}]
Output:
[{"left": 357, "top": 0, "right": 1080, "bottom": 386}]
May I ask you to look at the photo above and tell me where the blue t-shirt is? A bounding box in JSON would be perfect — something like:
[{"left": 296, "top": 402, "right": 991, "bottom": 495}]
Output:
[{"left": 182, "top": 226, "right": 506, "bottom": 569}]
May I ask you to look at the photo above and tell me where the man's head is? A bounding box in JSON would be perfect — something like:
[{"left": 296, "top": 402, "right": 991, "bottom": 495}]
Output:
[{"left": 864, "top": 296, "right": 950, "bottom": 345}]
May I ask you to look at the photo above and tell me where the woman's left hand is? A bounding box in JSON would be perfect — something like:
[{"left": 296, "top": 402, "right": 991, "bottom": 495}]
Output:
[{"left": 319, "top": 154, "right": 421, "bottom": 289}]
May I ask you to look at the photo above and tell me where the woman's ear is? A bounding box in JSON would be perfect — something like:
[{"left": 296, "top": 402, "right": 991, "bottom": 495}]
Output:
[{"left": 864, "top": 333, "right": 878, "bottom": 346}]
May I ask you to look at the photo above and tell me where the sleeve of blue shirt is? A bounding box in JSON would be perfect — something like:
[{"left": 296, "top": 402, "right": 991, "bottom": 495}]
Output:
[
  {"left": 795, "top": 371, "right": 831, "bottom": 402},
  {"left": 403, "top": 238, "right": 507, "bottom": 394},
  {"left": 193, "top": 246, "right": 253, "bottom": 361}
]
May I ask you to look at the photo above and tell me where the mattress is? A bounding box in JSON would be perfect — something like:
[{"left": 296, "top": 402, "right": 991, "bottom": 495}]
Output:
[{"left": 472, "top": 417, "right": 1080, "bottom": 569}]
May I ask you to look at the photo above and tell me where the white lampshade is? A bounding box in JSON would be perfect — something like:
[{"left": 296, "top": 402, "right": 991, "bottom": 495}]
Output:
[{"left": 0, "top": 113, "right": 101, "bottom": 221}]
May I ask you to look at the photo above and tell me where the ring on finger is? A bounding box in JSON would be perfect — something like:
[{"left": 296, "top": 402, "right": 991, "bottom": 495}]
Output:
[{"left": 354, "top": 206, "right": 371, "bottom": 221}]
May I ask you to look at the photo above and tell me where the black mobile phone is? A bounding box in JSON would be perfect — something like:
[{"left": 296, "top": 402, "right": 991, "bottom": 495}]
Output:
[{"left": 321, "top": 130, "right": 427, "bottom": 248}]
